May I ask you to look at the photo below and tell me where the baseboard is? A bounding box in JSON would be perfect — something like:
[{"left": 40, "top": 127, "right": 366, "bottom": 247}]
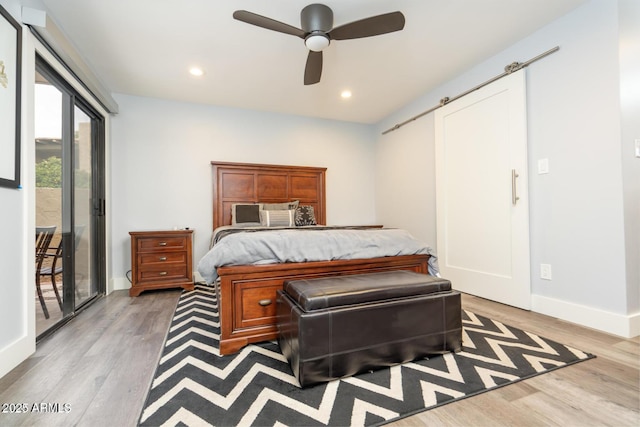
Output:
[
  {"left": 630, "top": 312, "right": 640, "bottom": 338},
  {"left": 532, "top": 294, "right": 640, "bottom": 338},
  {"left": 109, "top": 271, "right": 203, "bottom": 294},
  {"left": 0, "top": 335, "right": 35, "bottom": 380},
  {"left": 109, "top": 277, "right": 131, "bottom": 294}
]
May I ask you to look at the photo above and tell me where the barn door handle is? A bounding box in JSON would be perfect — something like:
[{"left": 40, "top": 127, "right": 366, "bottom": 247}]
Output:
[{"left": 512, "top": 169, "right": 520, "bottom": 205}]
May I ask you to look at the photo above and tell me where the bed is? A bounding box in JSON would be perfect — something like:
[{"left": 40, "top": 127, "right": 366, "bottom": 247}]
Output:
[{"left": 201, "top": 161, "right": 436, "bottom": 355}]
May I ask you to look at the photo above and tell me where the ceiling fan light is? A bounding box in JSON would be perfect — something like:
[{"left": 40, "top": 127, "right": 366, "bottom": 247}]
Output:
[
  {"left": 189, "top": 67, "right": 204, "bottom": 77},
  {"left": 305, "top": 34, "right": 330, "bottom": 52}
]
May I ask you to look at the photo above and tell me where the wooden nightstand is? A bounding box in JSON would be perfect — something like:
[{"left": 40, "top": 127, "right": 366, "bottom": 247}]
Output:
[{"left": 129, "top": 230, "right": 194, "bottom": 297}]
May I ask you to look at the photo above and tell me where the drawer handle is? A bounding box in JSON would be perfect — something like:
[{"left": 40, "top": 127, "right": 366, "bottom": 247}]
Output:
[
  {"left": 258, "top": 299, "right": 272, "bottom": 306},
  {"left": 158, "top": 271, "right": 168, "bottom": 276},
  {"left": 158, "top": 256, "right": 167, "bottom": 261},
  {"left": 158, "top": 242, "right": 168, "bottom": 246}
]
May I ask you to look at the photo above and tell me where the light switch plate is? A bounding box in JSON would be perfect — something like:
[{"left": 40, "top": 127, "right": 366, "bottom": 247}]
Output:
[
  {"left": 635, "top": 139, "right": 640, "bottom": 158},
  {"left": 538, "top": 158, "right": 549, "bottom": 174}
]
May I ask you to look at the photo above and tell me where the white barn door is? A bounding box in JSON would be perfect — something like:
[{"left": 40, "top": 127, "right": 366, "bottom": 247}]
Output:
[{"left": 435, "top": 70, "right": 530, "bottom": 309}]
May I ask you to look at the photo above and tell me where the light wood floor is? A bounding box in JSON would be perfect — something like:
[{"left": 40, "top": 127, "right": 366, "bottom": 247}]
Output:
[
  {"left": 0, "top": 289, "right": 638, "bottom": 427},
  {"left": 35, "top": 282, "right": 64, "bottom": 337}
]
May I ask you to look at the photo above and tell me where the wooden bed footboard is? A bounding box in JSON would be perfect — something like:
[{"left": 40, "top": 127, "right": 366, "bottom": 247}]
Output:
[{"left": 216, "top": 254, "right": 430, "bottom": 355}]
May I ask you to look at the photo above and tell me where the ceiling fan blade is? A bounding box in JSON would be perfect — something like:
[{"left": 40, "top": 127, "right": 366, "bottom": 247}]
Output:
[
  {"left": 304, "top": 51, "right": 323, "bottom": 85},
  {"left": 233, "top": 10, "right": 305, "bottom": 38},
  {"left": 329, "top": 11, "right": 405, "bottom": 40}
]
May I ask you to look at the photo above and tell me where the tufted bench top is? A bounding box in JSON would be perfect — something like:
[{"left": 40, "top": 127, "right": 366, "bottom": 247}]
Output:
[{"left": 283, "top": 270, "right": 452, "bottom": 312}]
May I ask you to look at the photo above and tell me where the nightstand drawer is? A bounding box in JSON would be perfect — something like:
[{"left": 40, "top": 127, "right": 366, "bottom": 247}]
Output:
[
  {"left": 137, "top": 265, "right": 189, "bottom": 283},
  {"left": 137, "top": 236, "right": 187, "bottom": 252},
  {"left": 139, "top": 252, "right": 187, "bottom": 266}
]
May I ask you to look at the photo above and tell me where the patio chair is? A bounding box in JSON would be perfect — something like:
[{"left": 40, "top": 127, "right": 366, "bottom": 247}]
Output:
[
  {"left": 36, "top": 226, "right": 61, "bottom": 319},
  {"left": 39, "top": 238, "right": 64, "bottom": 311}
]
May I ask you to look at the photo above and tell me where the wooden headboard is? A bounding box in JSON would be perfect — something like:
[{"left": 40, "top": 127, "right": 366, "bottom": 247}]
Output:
[{"left": 211, "top": 161, "right": 327, "bottom": 230}]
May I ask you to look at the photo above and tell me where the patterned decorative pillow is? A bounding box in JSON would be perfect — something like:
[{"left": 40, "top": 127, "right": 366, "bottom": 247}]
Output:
[
  {"left": 295, "top": 205, "right": 316, "bottom": 226},
  {"left": 261, "top": 200, "right": 299, "bottom": 210},
  {"left": 260, "top": 209, "right": 296, "bottom": 227},
  {"left": 231, "top": 204, "right": 261, "bottom": 227}
]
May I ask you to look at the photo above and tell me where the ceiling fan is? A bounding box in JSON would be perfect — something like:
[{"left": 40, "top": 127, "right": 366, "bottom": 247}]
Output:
[{"left": 233, "top": 4, "right": 405, "bottom": 85}]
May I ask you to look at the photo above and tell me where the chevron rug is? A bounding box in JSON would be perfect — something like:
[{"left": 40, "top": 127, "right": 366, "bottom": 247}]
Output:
[{"left": 139, "top": 284, "right": 594, "bottom": 426}]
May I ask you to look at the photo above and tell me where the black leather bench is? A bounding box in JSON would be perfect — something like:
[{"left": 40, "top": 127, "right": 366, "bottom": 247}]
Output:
[{"left": 276, "top": 270, "right": 462, "bottom": 388}]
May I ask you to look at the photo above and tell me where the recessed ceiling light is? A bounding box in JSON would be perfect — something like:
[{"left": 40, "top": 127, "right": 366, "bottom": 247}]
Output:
[
  {"left": 341, "top": 90, "right": 352, "bottom": 99},
  {"left": 189, "top": 67, "right": 204, "bottom": 77}
]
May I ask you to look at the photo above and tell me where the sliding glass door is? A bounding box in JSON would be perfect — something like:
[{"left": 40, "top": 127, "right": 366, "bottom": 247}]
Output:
[
  {"left": 71, "top": 104, "right": 98, "bottom": 306},
  {"left": 35, "top": 55, "right": 105, "bottom": 338}
]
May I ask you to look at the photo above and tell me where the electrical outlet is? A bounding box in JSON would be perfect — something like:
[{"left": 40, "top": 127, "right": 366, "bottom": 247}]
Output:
[
  {"left": 538, "top": 158, "right": 549, "bottom": 174},
  {"left": 540, "top": 264, "right": 552, "bottom": 280}
]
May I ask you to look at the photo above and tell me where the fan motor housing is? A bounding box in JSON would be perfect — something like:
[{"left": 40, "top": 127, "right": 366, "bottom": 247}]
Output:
[{"left": 301, "top": 4, "right": 333, "bottom": 33}]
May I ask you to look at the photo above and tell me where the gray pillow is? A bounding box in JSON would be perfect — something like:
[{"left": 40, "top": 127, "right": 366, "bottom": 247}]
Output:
[
  {"left": 260, "top": 209, "right": 295, "bottom": 227},
  {"left": 261, "top": 200, "right": 299, "bottom": 210}
]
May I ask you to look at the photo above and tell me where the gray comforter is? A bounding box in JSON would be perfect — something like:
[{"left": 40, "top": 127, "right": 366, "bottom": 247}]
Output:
[{"left": 197, "top": 226, "right": 439, "bottom": 284}]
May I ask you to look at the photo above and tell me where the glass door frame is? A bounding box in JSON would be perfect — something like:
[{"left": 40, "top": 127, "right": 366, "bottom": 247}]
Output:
[{"left": 35, "top": 54, "right": 106, "bottom": 335}]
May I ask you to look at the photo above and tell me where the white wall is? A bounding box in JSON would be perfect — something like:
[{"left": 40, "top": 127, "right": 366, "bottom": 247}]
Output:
[
  {"left": 0, "top": 0, "right": 33, "bottom": 379},
  {"left": 375, "top": 0, "right": 637, "bottom": 337},
  {"left": 619, "top": 0, "right": 640, "bottom": 319},
  {"left": 109, "top": 94, "right": 376, "bottom": 289},
  {"left": 375, "top": 114, "right": 437, "bottom": 247}
]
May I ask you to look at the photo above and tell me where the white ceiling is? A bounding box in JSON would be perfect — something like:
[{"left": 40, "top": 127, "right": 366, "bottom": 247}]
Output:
[{"left": 34, "top": 0, "right": 587, "bottom": 124}]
